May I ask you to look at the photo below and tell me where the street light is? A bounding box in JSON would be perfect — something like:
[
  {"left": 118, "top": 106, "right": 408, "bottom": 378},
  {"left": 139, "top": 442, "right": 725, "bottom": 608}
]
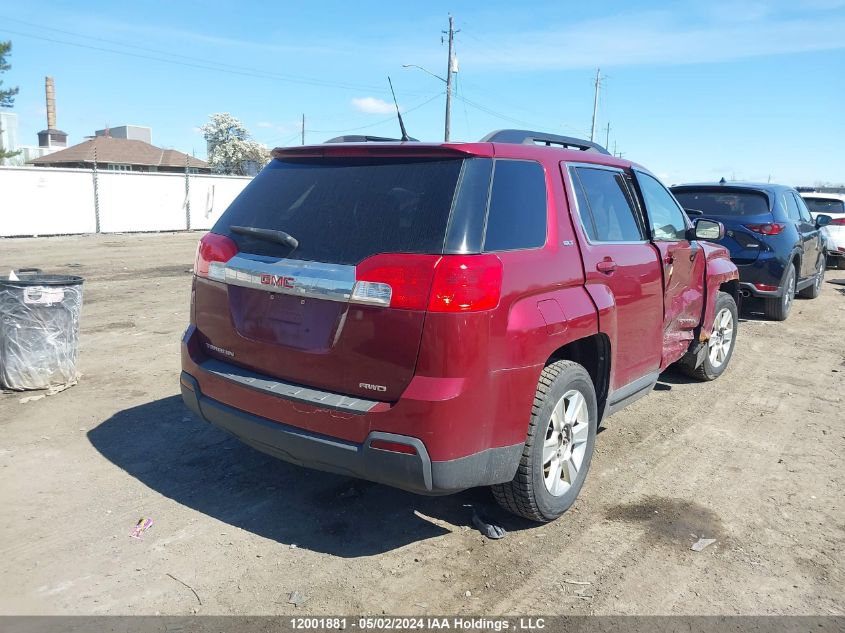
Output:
[
  {"left": 402, "top": 64, "right": 446, "bottom": 84},
  {"left": 403, "top": 15, "right": 458, "bottom": 141},
  {"left": 402, "top": 62, "right": 454, "bottom": 142}
]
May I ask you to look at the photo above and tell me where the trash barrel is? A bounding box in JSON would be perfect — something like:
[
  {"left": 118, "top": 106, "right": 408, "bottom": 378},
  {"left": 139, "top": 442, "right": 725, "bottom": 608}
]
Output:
[{"left": 0, "top": 268, "right": 84, "bottom": 391}]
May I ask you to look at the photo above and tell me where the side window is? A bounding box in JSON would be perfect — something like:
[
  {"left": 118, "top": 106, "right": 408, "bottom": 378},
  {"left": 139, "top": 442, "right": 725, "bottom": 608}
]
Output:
[
  {"left": 571, "top": 166, "right": 645, "bottom": 242},
  {"left": 783, "top": 192, "right": 801, "bottom": 221},
  {"left": 636, "top": 172, "right": 688, "bottom": 241},
  {"left": 483, "top": 160, "right": 547, "bottom": 251},
  {"left": 793, "top": 193, "right": 812, "bottom": 222}
]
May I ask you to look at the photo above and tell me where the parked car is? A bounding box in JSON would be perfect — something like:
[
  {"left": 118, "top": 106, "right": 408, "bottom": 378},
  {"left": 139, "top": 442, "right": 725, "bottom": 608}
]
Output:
[
  {"left": 181, "top": 129, "right": 740, "bottom": 522},
  {"left": 670, "top": 181, "right": 832, "bottom": 320},
  {"left": 800, "top": 192, "right": 845, "bottom": 269}
]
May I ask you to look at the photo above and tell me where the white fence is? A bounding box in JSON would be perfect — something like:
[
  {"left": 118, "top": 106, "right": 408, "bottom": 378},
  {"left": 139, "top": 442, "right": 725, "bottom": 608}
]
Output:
[{"left": 0, "top": 166, "right": 252, "bottom": 237}]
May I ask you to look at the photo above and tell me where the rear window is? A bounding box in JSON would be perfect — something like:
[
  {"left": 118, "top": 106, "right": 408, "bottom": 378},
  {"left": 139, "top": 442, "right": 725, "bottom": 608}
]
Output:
[
  {"left": 216, "top": 157, "right": 464, "bottom": 265},
  {"left": 672, "top": 190, "right": 771, "bottom": 216},
  {"left": 803, "top": 197, "right": 845, "bottom": 214}
]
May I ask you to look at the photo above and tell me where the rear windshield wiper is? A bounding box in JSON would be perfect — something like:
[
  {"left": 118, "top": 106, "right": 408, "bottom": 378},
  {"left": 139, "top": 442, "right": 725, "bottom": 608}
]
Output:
[{"left": 229, "top": 225, "right": 299, "bottom": 250}]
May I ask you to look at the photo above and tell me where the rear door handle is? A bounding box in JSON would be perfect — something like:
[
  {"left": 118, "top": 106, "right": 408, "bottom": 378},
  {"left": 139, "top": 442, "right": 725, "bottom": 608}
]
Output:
[{"left": 596, "top": 260, "right": 617, "bottom": 274}]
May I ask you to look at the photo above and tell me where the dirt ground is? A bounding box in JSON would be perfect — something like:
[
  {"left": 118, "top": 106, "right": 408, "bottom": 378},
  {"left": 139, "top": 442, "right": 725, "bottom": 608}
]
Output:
[{"left": 0, "top": 232, "right": 843, "bottom": 616}]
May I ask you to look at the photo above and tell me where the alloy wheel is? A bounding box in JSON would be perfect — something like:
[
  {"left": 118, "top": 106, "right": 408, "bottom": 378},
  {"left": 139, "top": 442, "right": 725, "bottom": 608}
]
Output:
[
  {"left": 542, "top": 389, "right": 590, "bottom": 496},
  {"left": 783, "top": 268, "right": 795, "bottom": 312},
  {"left": 708, "top": 307, "right": 735, "bottom": 369}
]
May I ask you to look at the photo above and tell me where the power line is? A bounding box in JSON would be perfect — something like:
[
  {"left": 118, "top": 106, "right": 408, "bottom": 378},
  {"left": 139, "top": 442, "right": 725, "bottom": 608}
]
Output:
[
  {"left": 452, "top": 93, "right": 540, "bottom": 128},
  {"left": 304, "top": 93, "right": 443, "bottom": 135},
  {"left": 0, "top": 21, "right": 428, "bottom": 95},
  {"left": 273, "top": 131, "right": 304, "bottom": 147},
  {"left": 455, "top": 72, "right": 473, "bottom": 141},
  {"left": 1, "top": 16, "right": 585, "bottom": 143}
]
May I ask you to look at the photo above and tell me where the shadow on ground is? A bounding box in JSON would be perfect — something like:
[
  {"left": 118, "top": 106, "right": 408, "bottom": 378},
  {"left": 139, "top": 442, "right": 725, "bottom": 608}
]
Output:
[
  {"left": 88, "top": 396, "right": 535, "bottom": 558},
  {"left": 656, "top": 365, "right": 700, "bottom": 387}
]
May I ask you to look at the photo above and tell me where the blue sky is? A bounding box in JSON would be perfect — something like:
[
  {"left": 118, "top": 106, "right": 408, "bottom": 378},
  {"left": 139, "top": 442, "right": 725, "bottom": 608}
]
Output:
[{"left": 1, "top": 0, "right": 843, "bottom": 185}]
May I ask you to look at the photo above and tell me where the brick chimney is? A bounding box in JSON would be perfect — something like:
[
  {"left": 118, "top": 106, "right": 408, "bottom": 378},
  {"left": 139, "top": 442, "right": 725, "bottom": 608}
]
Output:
[{"left": 38, "top": 76, "right": 68, "bottom": 149}]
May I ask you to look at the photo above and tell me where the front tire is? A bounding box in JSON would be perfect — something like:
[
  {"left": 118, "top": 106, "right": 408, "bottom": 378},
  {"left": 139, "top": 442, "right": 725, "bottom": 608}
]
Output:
[
  {"left": 681, "top": 291, "right": 738, "bottom": 381},
  {"left": 492, "top": 360, "right": 597, "bottom": 523},
  {"left": 798, "top": 255, "right": 825, "bottom": 299},
  {"left": 764, "top": 263, "right": 795, "bottom": 321}
]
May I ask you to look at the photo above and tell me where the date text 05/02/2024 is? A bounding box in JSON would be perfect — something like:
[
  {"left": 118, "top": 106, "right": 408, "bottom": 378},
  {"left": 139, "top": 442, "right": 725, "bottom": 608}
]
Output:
[{"left": 290, "top": 617, "right": 546, "bottom": 630}]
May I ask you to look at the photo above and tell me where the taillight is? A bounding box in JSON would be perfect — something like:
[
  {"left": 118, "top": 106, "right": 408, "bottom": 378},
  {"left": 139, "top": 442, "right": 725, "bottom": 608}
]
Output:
[
  {"left": 352, "top": 254, "right": 440, "bottom": 309},
  {"left": 829, "top": 217, "right": 845, "bottom": 226},
  {"left": 744, "top": 223, "right": 785, "bottom": 236},
  {"left": 428, "top": 254, "right": 503, "bottom": 312},
  {"left": 195, "top": 233, "right": 238, "bottom": 281},
  {"left": 351, "top": 253, "right": 503, "bottom": 312}
]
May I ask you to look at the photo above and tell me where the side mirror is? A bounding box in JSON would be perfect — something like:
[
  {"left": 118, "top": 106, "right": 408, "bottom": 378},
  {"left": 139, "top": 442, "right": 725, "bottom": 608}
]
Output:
[
  {"left": 693, "top": 218, "right": 725, "bottom": 241},
  {"left": 815, "top": 214, "right": 832, "bottom": 228}
]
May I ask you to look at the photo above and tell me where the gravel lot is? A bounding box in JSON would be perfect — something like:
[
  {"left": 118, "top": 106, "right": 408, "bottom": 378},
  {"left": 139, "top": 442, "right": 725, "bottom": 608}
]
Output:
[{"left": 1, "top": 232, "right": 843, "bottom": 616}]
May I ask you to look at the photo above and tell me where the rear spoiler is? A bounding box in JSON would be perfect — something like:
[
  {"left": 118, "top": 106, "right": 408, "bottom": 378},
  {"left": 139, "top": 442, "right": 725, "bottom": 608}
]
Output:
[
  {"left": 271, "top": 143, "right": 494, "bottom": 159},
  {"left": 324, "top": 135, "right": 419, "bottom": 143}
]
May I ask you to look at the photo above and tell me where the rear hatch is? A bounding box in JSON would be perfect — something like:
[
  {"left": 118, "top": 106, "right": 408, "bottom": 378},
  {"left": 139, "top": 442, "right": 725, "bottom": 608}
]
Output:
[
  {"left": 193, "top": 149, "right": 482, "bottom": 402},
  {"left": 672, "top": 187, "right": 774, "bottom": 264}
]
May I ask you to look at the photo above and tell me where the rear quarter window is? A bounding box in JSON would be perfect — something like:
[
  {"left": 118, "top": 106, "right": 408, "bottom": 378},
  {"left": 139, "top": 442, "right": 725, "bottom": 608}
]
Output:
[
  {"left": 782, "top": 192, "right": 801, "bottom": 221},
  {"left": 483, "top": 160, "right": 547, "bottom": 252}
]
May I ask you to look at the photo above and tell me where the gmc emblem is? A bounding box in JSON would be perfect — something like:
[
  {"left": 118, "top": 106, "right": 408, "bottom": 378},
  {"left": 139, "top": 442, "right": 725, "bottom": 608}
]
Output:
[{"left": 260, "top": 274, "right": 295, "bottom": 288}]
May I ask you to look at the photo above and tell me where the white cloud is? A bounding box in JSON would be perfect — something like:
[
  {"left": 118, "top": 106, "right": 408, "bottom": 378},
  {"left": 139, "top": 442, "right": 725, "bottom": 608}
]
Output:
[
  {"left": 351, "top": 97, "right": 396, "bottom": 115},
  {"left": 459, "top": 10, "right": 845, "bottom": 70}
]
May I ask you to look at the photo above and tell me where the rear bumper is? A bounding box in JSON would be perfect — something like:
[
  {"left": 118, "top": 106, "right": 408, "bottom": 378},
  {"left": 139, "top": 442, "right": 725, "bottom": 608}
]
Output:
[
  {"left": 739, "top": 281, "right": 782, "bottom": 298},
  {"left": 180, "top": 368, "right": 523, "bottom": 495},
  {"left": 736, "top": 253, "right": 787, "bottom": 297}
]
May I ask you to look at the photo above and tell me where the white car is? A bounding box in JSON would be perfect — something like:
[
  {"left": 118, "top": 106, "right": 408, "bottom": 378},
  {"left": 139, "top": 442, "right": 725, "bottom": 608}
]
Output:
[{"left": 801, "top": 192, "right": 845, "bottom": 268}]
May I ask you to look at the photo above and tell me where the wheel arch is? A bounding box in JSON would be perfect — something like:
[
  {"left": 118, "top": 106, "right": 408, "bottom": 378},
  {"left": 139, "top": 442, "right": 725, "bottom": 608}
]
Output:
[
  {"left": 545, "top": 333, "right": 611, "bottom": 423},
  {"left": 789, "top": 249, "right": 802, "bottom": 277},
  {"left": 719, "top": 278, "right": 740, "bottom": 304}
]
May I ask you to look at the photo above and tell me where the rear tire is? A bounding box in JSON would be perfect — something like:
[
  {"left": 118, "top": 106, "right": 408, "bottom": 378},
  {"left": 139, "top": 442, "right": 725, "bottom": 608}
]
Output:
[
  {"left": 492, "top": 361, "right": 597, "bottom": 523},
  {"left": 798, "top": 255, "right": 825, "bottom": 299},
  {"left": 680, "top": 291, "right": 738, "bottom": 381},
  {"left": 764, "top": 263, "right": 795, "bottom": 321}
]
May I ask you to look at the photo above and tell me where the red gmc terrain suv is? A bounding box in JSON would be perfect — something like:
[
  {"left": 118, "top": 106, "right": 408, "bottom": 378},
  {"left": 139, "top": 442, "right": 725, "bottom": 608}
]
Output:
[{"left": 181, "top": 129, "right": 740, "bottom": 522}]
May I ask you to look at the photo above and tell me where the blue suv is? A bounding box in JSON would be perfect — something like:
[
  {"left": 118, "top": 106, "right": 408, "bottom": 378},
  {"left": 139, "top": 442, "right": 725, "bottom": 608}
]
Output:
[{"left": 670, "top": 181, "right": 831, "bottom": 320}]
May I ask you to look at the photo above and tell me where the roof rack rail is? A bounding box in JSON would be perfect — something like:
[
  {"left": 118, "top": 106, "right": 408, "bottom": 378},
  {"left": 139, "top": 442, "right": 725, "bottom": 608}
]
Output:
[
  {"left": 480, "top": 129, "right": 611, "bottom": 155},
  {"left": 324, "top": 135, "right": 419, "bottom": 143}
]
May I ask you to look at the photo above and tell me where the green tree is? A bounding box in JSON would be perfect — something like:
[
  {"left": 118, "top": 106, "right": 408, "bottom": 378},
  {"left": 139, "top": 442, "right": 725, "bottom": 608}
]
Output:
[{"left": 0, "top": 40, "right": 21, "bottom": 161}]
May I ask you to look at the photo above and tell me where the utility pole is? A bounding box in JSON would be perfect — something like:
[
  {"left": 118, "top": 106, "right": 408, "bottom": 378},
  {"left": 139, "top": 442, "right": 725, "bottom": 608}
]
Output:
[
  {"left": 443, "top": 15, "right": 459, "bottom": 142},
  {"left": 301, "top": 113, "right": 305, "bottom": 145},
  {"left": 604, "top": 122, "right": 611, "bottom": 149},
  {"left": 613, "top": 140, "right": 624, "bottom": 158},
  {"left": 590, "top": 68, "right": 602, "bottom": 143}
]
